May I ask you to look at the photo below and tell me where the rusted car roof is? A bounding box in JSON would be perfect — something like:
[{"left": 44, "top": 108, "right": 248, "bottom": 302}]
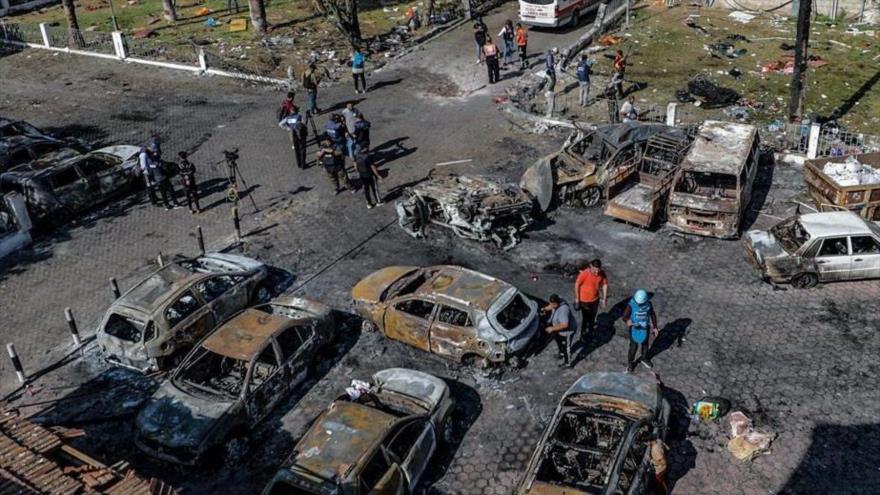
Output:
[
  {"left": 418, "top": 266, "right": 509, "bottom": 311},
  {"left": 566, "top": 372, "right": 661, "bottom": 413},
  {"left": 293, "top": 401, "right": 397, "bottom": 482},
  {"left": 201, "top": 309, "right": 291, "bottom": 361},
  {"left": 118, "top": 263, "right": 202, "bottom": 314},
  {"left": 682, "top": 120, "right": 757, "bottom": 175},
  {"left": 0, "top": 410, "right": 177, "bottom": 494}
]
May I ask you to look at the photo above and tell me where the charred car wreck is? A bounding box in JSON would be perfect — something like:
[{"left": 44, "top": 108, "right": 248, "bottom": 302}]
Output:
[
  {"left": 517, "top": 372, "right": 670, "bottom": 495},
  {"left": 521, "top": 123, "right": 691, "bottom": 212},
  {"left": 352, "top": 265, "right": 539, "bottom": 367},
  {"left": 135, "top": 296, "right": 335, "bottom": 465},
  {"left": 396, "top": 172, "right": 534, "bottom": 250}
]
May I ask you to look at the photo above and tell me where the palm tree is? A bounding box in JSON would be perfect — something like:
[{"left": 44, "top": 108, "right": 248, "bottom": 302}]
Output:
[
  {"left": 61, "top": 0, "right": 84, "bottom": 48},
  {"left": 248, "top": 0, "right": 268, "bottom": 33},
  {"left": 163, "top": 0, "right": 178, "bottom": 22}
]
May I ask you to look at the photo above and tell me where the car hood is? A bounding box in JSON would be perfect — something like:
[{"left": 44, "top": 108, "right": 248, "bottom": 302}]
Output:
[
  {"left": 520, "top": 156, "right": 554, "bottom": 212},
  {"left": 201, "top": 252, "right": 266, "bottom": 273},
  {"left": 744, "top": 229, "right": 789, "bottom": 263},
  {"left": 566, "top": 372, "right": 662, "bottom": 414},
  {"left": 95, "top": 145, "right": 141, "bottom": 161},
  {"left": 136, "top": 381, "right": 233, "bottom": 449},
  {"left": 352, "top": 266, "right": 417, "bottom": 303},
  {"left": 373, "top": 368, "right": 448, "bottom": 412}
]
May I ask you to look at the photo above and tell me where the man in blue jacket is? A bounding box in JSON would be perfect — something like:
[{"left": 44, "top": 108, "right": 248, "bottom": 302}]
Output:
[
  {"left": 622, "top": 289, "right": 658, "bottom": 372},
  {"left": 576, "top": 53, "right": 592, "bottom": 107}
]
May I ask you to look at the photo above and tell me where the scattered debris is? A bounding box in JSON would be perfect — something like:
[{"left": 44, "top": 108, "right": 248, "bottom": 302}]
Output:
[
  {"left": 690, "top": 396, "right": 731, "bottom": 423},
  {"left": 229, "top": 18, "right": 247, "bottom": 32},
  {"left": 598, "top": 34, "right": 624, "bottom": 46},
  {"left": 822, "top": 155, "right": 880, "bottom": 186},
  {"left": 132, "top": 28, "right": 155, "bottom": 39},
  {"left": 728, "top": 11, "right": 756, "bottom": 24},
  {"left": 705, "top": 42, "right": 746, "bottom": 59},
  {"left": 682, "top": 74, "right": 740, "bottom": 109},
  {"left": 204, "top": 18, "right": 220, "bottom": 28},
  {"left": 195, "top": 6, "right": 211, "bottom": 16},
  {"left": 762, "top": 55, "right": 828, "bottom": 74},
  {"left": 727, "top": 411, "right": 774, "bottom": 461}
]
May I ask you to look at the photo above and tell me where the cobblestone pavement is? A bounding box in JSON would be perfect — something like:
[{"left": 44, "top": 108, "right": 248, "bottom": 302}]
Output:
[{"left": 2, "top": 6, "right": 880, "bottom": 494}]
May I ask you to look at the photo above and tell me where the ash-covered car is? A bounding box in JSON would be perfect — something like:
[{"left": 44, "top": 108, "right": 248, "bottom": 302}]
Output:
[
  {"left": 135, "top": 296, "right": 335, "bottom": 465},
  {"left": 743, "top": 211, "right": 880, "bottom": 288},
  {"left": 0, "top": 145, "right": 141, "bottom": 223},
  {"left": 396, "top": 172, "right": 534, "bottom": 250},
  {"left": 521, "top": 123, "right": 688, "bottom": 212},
  {"left": 352, "top": 265, "right": 539, "bottom": 366},
  {"left": 516, "top": 372, "right": 670, "bottom": 495},
  {"left": 0, "top": 117, "right": 91, "bottom": 151},
  {"left": 0, "top": 136, "right": 82, "bottom": 173},
  {"left": 96, "top": 253, "right": 271, "bottom": 372},
  {"left": 261, "top": 368, "right": 454, "bottom": 495}
]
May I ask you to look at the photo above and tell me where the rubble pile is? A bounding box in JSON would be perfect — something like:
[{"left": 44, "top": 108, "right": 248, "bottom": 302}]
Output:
[{"left": 823, "top": 156, "right": 880, "bottom": 186}]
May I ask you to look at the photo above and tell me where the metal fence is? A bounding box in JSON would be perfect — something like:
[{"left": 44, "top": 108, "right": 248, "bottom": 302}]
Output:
[
  {"left": 0, "top": 22, "right": 43, "bottom": 45},
  {"left": 816, "top": 126, "right": 880, "bottom": 157},
  {"left": 72, "top": 28, "right": 116, "bottom": 55},
  {"left": 126, "top": 36, "right": 200, "bottom": 66}
]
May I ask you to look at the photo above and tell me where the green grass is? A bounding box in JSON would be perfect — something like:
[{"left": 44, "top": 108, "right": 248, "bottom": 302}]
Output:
[{"left": 610, "top": 6, "right": 880, "bottom": 133}]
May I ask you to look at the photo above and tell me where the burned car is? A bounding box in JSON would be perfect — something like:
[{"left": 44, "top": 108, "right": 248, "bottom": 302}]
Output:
[
  {"left": 516, "top": 372, "right": 670, "bottom": 495},
  {"left": 0, "top": 117, "right": 90, "bottom": 150},
  {"left": 135, "top": 296, "right": 335, "bottom": 465},
  {"left": 352, "top": 265, "right": 539, "bottom": 366},
  {"left": 396, "top": 172, "right": 533, "bottom": 249},
  {"left": 743, "top": 211, "right": 880, "bottom": 288},
  {"left": 0, "top": 192, "right": 33, "bottom": 259},
  {"left": 0, "top": 136, "right": 82, "bottom": 173},
  {"left": 97, "top": 252, "right": 271, "bottom": 372},
  {"left": 261, "top": 368, "right": 453, "bottom": 495},
  {"left": 0, "top": 145, "right": 141, "bottom": 223},
  {"left": 521, "top": 123, "right": 688, "bottom": 211},
  {"left": 666, "top": 121, "right": 759, "bottom": 238}
]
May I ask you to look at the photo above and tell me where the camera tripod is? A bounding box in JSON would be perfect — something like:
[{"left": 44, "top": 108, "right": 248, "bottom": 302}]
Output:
[{"left": 223, "top": 148, "right": 259, "bottom": 213}]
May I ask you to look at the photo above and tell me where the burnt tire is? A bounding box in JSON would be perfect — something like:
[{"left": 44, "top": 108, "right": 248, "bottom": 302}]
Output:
[
  {"left": 792, "top": 273, "right": 818, "bottom": 289},
  {"left": 251, "top": 282, "right": 272, "bottom": 304},
  {"left": 361, "top": 319, "right": 378, "bottom": 333},
  {"left": 582, "top": 186, "right": 602, "bottom": 208}
]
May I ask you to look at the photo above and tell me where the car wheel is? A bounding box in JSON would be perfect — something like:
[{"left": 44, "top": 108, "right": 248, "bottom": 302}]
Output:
[
  {"left": 441, "top": 415, "right": 456, "bottom": 445},
  {"left": 792, "top": 273, "right": 818, "bottom": 289},
  {"left": 361, "top": 319, "right": 378, "bottom": 333},
  {"left": 581, "top": 186, "right": 602, "bottom": 208},
  {"left": 251, "top": 282, "right": 272, "bottom": 304}
]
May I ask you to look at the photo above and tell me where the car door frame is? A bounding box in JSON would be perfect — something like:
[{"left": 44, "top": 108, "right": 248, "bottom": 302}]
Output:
[
  {"left": 383, "top": 297, "right": 436, "bottom": 352},
  {"left": 848, "top": 234, "right": 880, "bottom": 280},
  {"left": 382, "top": 417, "right": 436, "bottom": 491},
  {"left": 813, "top": 235, "right": 854, "bottom": 282},
  {"left": 74, "top": 154, "right": 122, "bottom": 198},
  {"left": 429, "top": 301, "right": 477, "bottom": 360},
  {"left": 243, "top": 340, "right": 287, "bottom": 426},
  {"left": 276, "top": 323, "right": 316, "bottom": 390},
  {"left": 197, "top": 274, "right": 248, "bottom": 323},
  {"left": 161, "top": 289, "right": 216, "bottom": 354},
  {"left": 47, "top": 163, "right": 90, "bottom": 211}
]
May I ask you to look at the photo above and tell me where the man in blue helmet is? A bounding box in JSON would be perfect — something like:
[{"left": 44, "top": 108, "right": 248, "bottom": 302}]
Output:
[{"left": 622, "top": 289, "right": 658, "bottom": 372}]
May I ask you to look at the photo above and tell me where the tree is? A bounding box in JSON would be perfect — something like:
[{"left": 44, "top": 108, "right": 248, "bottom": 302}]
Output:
[
  {"left": 789, "top": 0, "right": 812, "bottom": 122},
  {"left": 249, "top": 0, "right": 268, "bottom": 33},
  {"left": 61, "top": 0, "right": 84, "bottom": 47},
  {"left": 163, "top": 0, "right": 178, "bottom": 22},
  {"left": 314, "top": 0, "right": 361, "bottom": 45}
]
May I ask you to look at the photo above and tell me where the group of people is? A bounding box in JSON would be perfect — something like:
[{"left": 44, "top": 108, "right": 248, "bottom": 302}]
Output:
[
  {"left": 473, "top": 17, "right": 529, "bottom": 84},
  {"left": 540, "top": 258, "right": 659, "bottom": 374},
  {"left": 138, "top": 136, "right": 200, "bottom": 213}
]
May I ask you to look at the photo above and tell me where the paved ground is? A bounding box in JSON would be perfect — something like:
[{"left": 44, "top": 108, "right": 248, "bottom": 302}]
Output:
[{"left": 2, "top": 4, "right": 880, "bottom": 495}]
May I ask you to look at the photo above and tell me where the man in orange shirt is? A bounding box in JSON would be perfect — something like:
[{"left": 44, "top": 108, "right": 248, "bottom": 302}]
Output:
[{"left": 574, "top": 259, "right": 608, "bottom": 342}]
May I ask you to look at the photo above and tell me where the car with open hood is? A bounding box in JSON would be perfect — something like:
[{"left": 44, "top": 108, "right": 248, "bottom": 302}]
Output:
[
  {"left": 516, "top": 372, "right": 670, "bottom": 495},
  {"left": 261, "top": 368, "right": 453, "bottom": 495},
  {"left": 96, "top": 253, "right": 270, "bottom": 372},
  {"left": 0, "top": 145, "right": 141, "bottom": 223},
  {"left": 135, "top": 296, "right": 335, "bottom": 465},
  {"left": 743, "top": 210, "right": 880, "bottom": 288},
  {"left": 352, "top": 265, "right": 539, "bottom": 366}
]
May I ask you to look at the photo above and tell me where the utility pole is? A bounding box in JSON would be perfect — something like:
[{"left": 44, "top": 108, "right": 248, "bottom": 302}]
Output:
[
  {"left": 108, "top": 0, "right": 120, "bottom": 31},
  {"left": 788, "top": 0, "right": 812, "bottom": 123}
]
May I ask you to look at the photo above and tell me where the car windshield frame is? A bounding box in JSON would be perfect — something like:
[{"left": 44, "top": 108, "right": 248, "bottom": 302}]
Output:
[
  {"left": 174, "top": 347, "right": 248, "bottom": 400},
  {"left": 770, "top": 218, "right": 811, "bottom": 254}
]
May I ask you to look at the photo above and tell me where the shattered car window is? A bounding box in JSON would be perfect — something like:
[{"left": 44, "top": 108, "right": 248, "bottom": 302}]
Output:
[
  {"left": 49, "top": 167, "right": 81, "bottom": 189},
  {"left": 615, "top": 425, "right": 650, "bottom": 494},
  {"left": 250, "top": 346, "right": 279, "bottom": 389},
  {"left": 676, "top": 171, "right": 737, "bottom": 198},
  {"left": 851, "top": 236, "right": 880, "bottom": 254},
  {"left": 395, "top": 299, "right": 435, "bottom": 320},
  {"left": 387, "top": 270, "right": 431, "bottom": 298},
  {"left": 165, "top": 291, "right": 202, "bottom": 327},
  {"left": 177, "top": 348, "right": 246, "bottom": 399},
  {"left": 196, "top": 275, "right": 234, "bottom": 302},
  {"left": 496, "top": 293, "right": 531, "bottom": 331},
  {"left": 770, "top": 219, "right": 811, "bottom": 253},
  {"left": 103, "top": 313, "right": 146, "bottom": 342},
  {"left": 438, "top": 306, "right": 472, "bottom": 327}
]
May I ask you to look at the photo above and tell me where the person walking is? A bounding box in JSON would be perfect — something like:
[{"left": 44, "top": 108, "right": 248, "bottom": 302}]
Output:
[
  {"left": 278, "top": 108, "right": 308, "bottom": 169},
  {"left": 351, "top": 49, "right": 367, "bottom": 94},
  {"left": 545, "top": 47, "right": 558, "bottom": 91},
  {"left": 473, "top": 17, "right": 487, "bottom": 63},
  {"left": 612, "top": 49, "right": 627, "bottom": 98},
  {"left": 515, "top": 22, "right": 528, "bottom": 70},
  {"left": 301, "top": 62, "right": 325, "bottom": 115},
  {"left": 576, "top": 53, "right": 592, "bottom": 107},
  {"left": 482, "top": 36, "right": 501, "bottom": 84},
  {"left": 574, "top": 259, "right": 608, "bottom": 344},
  {"left": 176, "top": 151, "right": 200, "bottom": 214},
  {"left": 324, "top": 114, "right": 353, "bottom": 191},
  {"left": 541, "top": 294, "right": 577, "bottom": 367},
  {"left": 622, "top": 289, "right": 658, "bottom": 372},
  {"left": 355, "top": 147, "right": 383, "bottom": 208},
  {"left": 342, "top": 102, "right": 360, "bottom": 157},
  {"left": 353, "top": 113, "right": 371, "bottom": 155},
  {"left": 139, "top": 147, "right": 160, "bottom": 206},
  {"left": 499, "top": 20, "right": 515, "bottom": 67},
  {"left": 317, "top": 138, "right": 350, "bottom": 194}
]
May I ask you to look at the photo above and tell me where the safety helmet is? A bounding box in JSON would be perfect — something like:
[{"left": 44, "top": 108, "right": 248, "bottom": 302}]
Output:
[{"left": 634, "top": 289, "right": 648, "bottom": 305}]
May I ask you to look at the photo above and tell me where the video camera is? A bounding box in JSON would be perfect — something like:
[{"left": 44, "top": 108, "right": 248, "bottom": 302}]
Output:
[{"left": 223, "top": 148, "right": 240, "bottom": 162}]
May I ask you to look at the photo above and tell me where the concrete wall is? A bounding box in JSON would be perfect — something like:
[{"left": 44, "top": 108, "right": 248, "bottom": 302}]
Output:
[{"left": 715, "top": 0, "right": 880, "bottom": 23}]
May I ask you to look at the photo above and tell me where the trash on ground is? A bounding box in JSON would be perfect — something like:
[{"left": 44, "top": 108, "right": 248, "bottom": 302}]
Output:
[
  {"left": 690, "top": 396, "right": 731, "bottom": 423},
  {"left": 823, "top": 156, "right": 880, "bottom": 186},
  {"left": 705, "top": 42, "right": 747, "bottom": 58},
  {"left": 229, "top": 18, "right": 248, "bottom": 32},
  {"left": 762, "top": 55, "right": 828, "bottom": 74},
  {"left": 727, "top": 410, "right": 774, "bottom": 461},
  {"left": 195, "top": 6, "right": 211, "bottom": 16},
  {"left": 133, "top": 28, "right": 155, "bottom": 38},
  {"left": 728, "top": 11, "right": 756, "bottom": 23},
  {"left": 598, "top": 34, "right": 624, "bottom": 46},
  {"left": 682, "top": 74, "right": 740, "bottom": 109},
  {"left": 204, "top": 18, "right": 220, "bottom": 28}
]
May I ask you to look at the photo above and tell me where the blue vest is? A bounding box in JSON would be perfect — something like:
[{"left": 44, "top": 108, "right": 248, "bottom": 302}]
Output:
[
  {"left": 352, "top": 53, "right": 365, "bottom": 69},
  {"left": 628, "top": 299, "right": 651, "bottom": 344},
  {"left": 325, "top": 121, "right": 344, "bottom": 144},
  {"left": 577, "top": 61, "right": 591, "bottom": 82}
]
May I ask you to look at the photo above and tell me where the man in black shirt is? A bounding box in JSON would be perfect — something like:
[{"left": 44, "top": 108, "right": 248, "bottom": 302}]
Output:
[
  {"left": 177, "top": 151, "right": 200, "bottom": 213},
  {"left": 355, "top": 147, "right": 383, "bottom": 208}
]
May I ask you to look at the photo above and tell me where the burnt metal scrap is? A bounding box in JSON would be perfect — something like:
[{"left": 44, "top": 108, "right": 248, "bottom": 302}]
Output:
[
  {"left": 396, "top": 172, "right": 534, "bottom": 250},
  {"left": 0, "top": 409, "right": 178, "bottom": 494}
]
